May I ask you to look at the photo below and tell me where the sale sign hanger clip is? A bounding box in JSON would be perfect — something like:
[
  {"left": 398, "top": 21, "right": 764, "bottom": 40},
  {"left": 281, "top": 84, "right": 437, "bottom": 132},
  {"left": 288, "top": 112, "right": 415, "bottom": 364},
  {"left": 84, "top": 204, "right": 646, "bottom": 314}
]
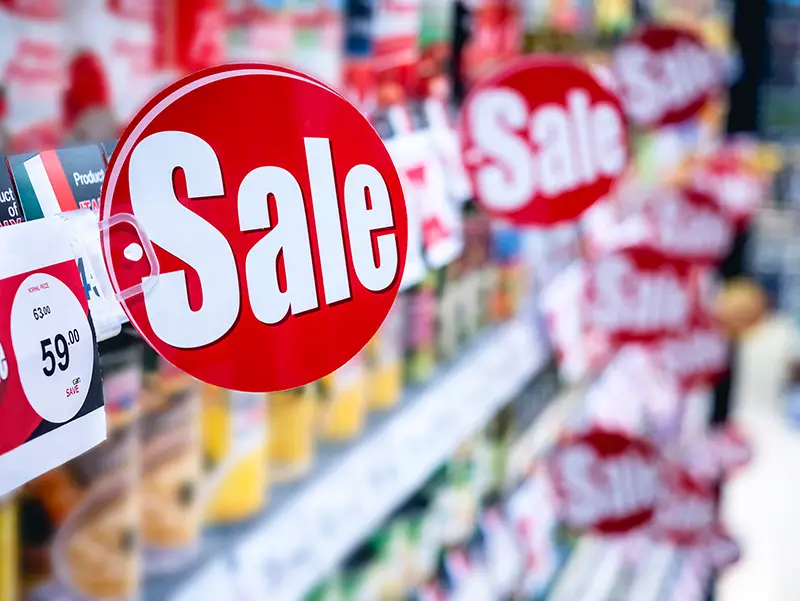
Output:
[
  {"left": 100, "top": 64, "right": 408, "bottom": 393},
  {"left": 95, "top": 211, "right": 160, "bottom": 302}
]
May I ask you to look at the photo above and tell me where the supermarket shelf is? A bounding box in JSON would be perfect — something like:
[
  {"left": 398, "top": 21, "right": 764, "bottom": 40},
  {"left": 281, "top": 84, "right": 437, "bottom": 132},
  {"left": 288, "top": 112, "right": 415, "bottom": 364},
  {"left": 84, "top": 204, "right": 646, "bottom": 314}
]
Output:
[
  {"left": 505, "top": 378, "right": 587, "bottom": 485},
  {"left": 626, "top": 544, "right": 681, "bottom": 601},
  {"left": 147, "top": 318, "right": 557, "bottom": 601},
  {"left": 548, "top": 537, "right": 627, "bottom": 601},
  {"left": 550, "top": 537, "right": 682, "bottom": 601}
]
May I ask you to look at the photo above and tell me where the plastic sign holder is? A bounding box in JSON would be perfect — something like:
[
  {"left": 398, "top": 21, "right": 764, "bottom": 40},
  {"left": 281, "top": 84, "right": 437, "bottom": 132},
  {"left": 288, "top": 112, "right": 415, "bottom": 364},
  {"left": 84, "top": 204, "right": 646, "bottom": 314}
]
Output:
[{"left": 0, "top": 217, "right": 106, "bottom": 496}]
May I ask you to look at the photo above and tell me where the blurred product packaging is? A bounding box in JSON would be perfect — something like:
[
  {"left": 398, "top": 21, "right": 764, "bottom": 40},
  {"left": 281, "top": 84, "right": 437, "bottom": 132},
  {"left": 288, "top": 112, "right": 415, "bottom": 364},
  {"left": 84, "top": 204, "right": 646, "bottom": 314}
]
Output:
[{"left": 19, "top": 336, "right": 142, "bottom": 601}]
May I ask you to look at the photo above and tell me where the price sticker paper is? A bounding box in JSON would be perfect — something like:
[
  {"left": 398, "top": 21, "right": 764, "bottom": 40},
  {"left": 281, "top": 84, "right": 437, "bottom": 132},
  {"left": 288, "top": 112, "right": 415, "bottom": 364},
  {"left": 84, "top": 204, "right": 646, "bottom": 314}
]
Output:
[{"left": 0, "top": 217, "right": 105, "bottom": 496}]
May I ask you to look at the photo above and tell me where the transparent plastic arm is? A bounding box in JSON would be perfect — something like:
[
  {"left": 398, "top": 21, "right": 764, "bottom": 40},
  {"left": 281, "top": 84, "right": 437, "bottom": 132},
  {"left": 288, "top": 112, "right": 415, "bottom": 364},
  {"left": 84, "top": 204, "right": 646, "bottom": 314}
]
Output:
[{"left": 97, "top": 212, "right": 160, "bottom": 302}]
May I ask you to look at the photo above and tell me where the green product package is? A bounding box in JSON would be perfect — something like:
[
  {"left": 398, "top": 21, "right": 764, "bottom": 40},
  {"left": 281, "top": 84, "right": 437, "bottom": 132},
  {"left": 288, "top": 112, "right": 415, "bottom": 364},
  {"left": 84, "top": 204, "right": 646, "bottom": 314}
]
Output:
[{"left": 419, "top": 0, "right": 453, "bottom": 49}]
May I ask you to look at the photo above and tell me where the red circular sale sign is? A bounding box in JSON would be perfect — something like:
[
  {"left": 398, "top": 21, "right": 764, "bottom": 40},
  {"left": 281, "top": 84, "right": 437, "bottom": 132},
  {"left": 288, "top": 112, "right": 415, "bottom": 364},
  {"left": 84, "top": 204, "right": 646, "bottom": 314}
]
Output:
[
  {"left": 613, "top": 25, "right": 726, "bottom": 129},
  {"left": 101, "top": 64, "right": 408, "bottom": 392},
  {"left": 460, "top": 56, "right": 629, "bottom": 226},
  {"left": 585, "top": 247, "right": 696, "bottom": 346},
  {"left": 546, "top": 428, "right": 661, "bottom": 535}
]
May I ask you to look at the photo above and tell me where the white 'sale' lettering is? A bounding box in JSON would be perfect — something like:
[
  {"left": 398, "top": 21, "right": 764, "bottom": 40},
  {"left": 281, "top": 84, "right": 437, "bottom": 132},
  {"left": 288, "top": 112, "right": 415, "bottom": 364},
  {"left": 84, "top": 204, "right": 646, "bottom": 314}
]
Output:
[
  {"left": 128, "top": 131, "right": 398, "bottom": 349},
  {"left": 468, "top": 87, "right": 626, "bottom": 212}
]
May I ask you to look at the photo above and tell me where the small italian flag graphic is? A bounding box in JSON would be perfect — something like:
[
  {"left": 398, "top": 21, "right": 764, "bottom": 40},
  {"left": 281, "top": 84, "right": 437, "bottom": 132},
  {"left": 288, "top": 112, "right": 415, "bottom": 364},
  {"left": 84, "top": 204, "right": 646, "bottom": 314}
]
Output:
[{"left": 17, "top": 150, "right": 78, "bottom": 220}]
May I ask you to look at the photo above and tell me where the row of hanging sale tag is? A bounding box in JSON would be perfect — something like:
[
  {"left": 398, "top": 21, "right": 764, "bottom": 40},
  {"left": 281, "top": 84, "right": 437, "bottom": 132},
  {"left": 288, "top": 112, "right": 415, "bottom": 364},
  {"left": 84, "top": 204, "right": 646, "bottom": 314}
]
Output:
[
  {"left": 0, "top": 20, "right": 780, "bottom": 511},
  {"left": 517, "top": 66, "right": 775, "bottom": 595}
]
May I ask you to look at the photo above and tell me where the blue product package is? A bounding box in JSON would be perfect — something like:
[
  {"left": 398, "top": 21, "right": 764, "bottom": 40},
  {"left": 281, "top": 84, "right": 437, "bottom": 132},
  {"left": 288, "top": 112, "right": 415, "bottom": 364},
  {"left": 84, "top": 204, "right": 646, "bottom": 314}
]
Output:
[
  {"left": 344, "top": 0, "right": 376, "bottom": 58},
  {"left": 492, "top": 225, "right": 522, "bottom": 264}
]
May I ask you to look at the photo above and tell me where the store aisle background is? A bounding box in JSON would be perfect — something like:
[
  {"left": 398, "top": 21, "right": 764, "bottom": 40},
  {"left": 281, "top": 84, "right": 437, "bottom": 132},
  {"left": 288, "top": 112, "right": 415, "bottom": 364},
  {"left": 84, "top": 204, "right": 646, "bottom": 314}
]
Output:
[{"left": 719, "top": 317, "right": 800, "bottom": 601}]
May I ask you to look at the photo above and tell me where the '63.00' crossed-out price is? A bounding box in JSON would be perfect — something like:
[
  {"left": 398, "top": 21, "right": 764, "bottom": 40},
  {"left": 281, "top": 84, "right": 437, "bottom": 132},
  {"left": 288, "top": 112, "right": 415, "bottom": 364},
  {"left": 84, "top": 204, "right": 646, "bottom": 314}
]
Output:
[
  {"left": 40, "top": 329, "right": 80, "bottom": 377},
  {"left": 32, "top": 305, "right": 51, "bottom": 320},
  {"left": 10, "top": 271, "right": 95, "bottom": 423}
]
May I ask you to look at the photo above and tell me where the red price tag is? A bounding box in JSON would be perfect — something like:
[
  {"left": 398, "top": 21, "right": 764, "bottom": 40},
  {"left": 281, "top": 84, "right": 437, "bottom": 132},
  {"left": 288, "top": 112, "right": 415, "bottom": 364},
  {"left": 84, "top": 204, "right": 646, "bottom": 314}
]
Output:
[
  {"left": 613, "top": 25, "right": 726, "bottom": 129},
  {"left": 101, "top": 64, "right": 408, "bottom": 393},
  {"left": 546, "top": 428, "right": 661, "bottom": 535},
  {"left": 0, "top": 218, "right": 105, "bottom": 495},
  {"left": 460, "top": 57, "right": 629, "bottom": 226}
]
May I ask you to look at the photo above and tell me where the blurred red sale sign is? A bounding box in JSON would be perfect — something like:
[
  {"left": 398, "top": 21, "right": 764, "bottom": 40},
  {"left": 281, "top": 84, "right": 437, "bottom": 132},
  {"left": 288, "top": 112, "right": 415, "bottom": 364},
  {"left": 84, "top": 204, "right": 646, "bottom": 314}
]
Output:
[
  {"left": 100, "top": 64, "right": 408, "bottom": 392},
  {"left": 585, "top": 248, "right": 695, "bottom": 345},
  {"left": 652, "top": 463, "right": 716, "bottom": 547},
  {"left": 154, "top": 0, "right": 226, "bottom": 75},
  {"left": 546, "top": 428, "right": 661, "bottom": 534},
  {"left": 651, "top": 326, "right": 728, "bottom": 392},
  {"left": 460, "top": 57, "right": 629, "bottom": 225},
  {"left": 613, "top": 25, "right": 726, "bottom": 129},
  {"left": 640, "top": 186, "right": 734, "bottom": 266}
]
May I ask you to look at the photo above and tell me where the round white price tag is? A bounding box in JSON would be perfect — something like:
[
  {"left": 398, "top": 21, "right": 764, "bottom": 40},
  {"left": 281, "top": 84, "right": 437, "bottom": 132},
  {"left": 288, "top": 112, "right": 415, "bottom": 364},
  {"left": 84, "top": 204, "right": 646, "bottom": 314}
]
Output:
[{"left": 10, "top": 272, "right": 94, "bottom": 423}]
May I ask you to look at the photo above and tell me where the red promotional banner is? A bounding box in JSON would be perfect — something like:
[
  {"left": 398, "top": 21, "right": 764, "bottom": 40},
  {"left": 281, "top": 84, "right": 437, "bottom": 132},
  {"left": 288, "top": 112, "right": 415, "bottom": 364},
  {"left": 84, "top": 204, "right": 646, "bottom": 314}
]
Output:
[
  {"left": 687, "top": 146, "right": 768, "bottom": 230},
  {"left": 682, "top": 424, "right": 753, "bottom": 482},
  {"left": 463, "top": 0, "right": 521, "bottom": 85},
  {"left": 373, "top": 0, "right": 421, "bottom": 73},
  {"left": 460, "top": 56, "right": 629, "bottom": 225},
  {"left": 652, "top": 463, "right": 716, "bottom": 547},
  {"left": 0, "top": 0, "right": 65, "bottom": 152},
  {"left": 650, "top": 326, "right": 728, "bottom": 392}
]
